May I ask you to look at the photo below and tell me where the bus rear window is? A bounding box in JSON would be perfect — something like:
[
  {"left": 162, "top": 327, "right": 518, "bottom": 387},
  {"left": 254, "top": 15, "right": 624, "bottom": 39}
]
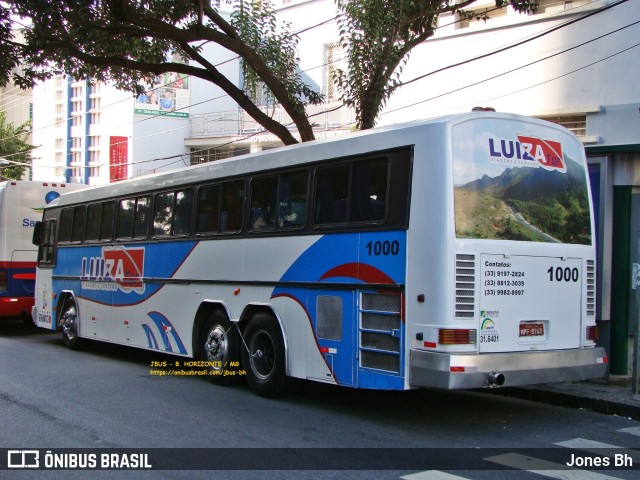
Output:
[{"left": 452, "top": 121, "right": 591, "bottom": 245}]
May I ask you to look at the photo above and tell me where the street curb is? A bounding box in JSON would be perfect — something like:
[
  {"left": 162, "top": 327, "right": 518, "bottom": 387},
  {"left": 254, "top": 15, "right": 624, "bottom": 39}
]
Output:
[{"left": 489, "top": 386, "right": 640, "bottom": 421}]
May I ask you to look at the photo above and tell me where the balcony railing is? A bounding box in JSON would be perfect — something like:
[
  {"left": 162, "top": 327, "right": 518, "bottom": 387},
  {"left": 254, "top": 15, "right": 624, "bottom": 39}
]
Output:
[{"left": 189, "top": 102, "right": 354, "bottom": 139}]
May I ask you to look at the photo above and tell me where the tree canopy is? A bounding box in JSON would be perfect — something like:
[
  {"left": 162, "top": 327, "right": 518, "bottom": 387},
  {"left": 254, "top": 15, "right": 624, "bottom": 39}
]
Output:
[
  {"left": 1, "top": 0, "right": 322, "bottom": 145},
  {"left": 0, "top": 0, "right": 540, "bottom": 147},
  {"left": 0, "top": 112, "right": 34, "bottom": 180},
  {"left": 335, "top": 0, "right": 539, "bottom": 130}
]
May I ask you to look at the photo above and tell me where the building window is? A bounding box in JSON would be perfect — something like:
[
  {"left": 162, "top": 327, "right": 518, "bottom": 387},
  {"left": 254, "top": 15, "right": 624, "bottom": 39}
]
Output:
[
  {"left": 323, "top": 42, "right": 344, "bottom": 103},
  {"left": 533, "top": 1, "right": 591, "bottom": 15},
  {"left": 457, "top": 4, "right": 507, "bottom": 29},
  {"left": 537, "top": 114, "right": 587, "bottom": 137},
  {"left": 190, "top": 147, "right": 241, "bottom": 165},
  {"left": 90, "top": 112, "right": 101, "bottom": 124}
]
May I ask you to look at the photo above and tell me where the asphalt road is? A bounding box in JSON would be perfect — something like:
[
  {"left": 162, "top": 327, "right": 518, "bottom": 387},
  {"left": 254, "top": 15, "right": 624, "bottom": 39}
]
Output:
[{"left": 1, "top": 319, "right": 638, "bottom": 480}]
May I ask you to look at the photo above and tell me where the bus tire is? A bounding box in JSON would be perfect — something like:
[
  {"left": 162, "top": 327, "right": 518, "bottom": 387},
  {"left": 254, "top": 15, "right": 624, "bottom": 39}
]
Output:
[
  {"left": 200, "top": 311, "right": 241, "bottom": 385},
  {"left": 241, "top": 312, "right": 287, "bottom": 398},
  {"left": 60, "top": 300, "right": 85, "bottom": 350}
]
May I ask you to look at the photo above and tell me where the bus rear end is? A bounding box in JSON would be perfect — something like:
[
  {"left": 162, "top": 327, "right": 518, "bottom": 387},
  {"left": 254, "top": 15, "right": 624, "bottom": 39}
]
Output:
[
  {"left": 408, "top": 113, "right": 608, "bottom": 389},
  {"left": 0, "top": 181, "right": 81, "bottom": 319}
]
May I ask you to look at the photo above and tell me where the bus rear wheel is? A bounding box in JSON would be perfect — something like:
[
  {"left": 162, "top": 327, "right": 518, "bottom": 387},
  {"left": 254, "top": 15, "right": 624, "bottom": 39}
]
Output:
[
  {"left": 60, "top": 300, "right": 85, "bottom": 350},
  {"left": 200, "top": 311, "right": 241, "bottom": 385},
  {"left": 241, "top": 313, "right": 287, "bottom": 398}
]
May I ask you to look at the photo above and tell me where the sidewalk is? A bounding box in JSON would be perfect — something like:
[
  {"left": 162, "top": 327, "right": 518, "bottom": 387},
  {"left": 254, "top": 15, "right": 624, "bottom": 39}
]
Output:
[{"left": 491, "top": 377, "right": 640, "bottom": 420}]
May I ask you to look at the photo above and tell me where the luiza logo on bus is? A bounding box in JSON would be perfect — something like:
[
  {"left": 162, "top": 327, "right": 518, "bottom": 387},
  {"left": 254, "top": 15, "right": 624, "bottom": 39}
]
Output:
[
  {"left": 81, "top": 246, "right": 145, "bottom": 294},
  {"left": 488, "top": 134, "right": 566, "bottom": 172}
]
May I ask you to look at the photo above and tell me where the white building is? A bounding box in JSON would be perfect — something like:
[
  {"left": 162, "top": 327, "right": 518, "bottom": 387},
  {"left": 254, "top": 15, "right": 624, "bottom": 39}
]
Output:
[{"left": 31, "top": 75, "right": 191, "bottom": 185}]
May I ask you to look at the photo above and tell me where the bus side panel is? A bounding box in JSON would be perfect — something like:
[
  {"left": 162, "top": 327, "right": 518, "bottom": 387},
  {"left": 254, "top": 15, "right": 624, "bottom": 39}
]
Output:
[{"left": 273, "top": 231, "right": 407, "bottom": 390}]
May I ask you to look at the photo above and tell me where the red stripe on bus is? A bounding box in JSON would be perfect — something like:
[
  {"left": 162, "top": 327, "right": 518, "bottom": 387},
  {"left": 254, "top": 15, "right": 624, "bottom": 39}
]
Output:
[{"left": 13, "top": 273, "right": 36, "bottom": 280}]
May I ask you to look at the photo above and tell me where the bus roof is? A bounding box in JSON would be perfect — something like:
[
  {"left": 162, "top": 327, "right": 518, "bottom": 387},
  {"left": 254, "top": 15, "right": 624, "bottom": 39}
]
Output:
[{"left": 45, "top": 111, "right": 568, "bottom": 208}]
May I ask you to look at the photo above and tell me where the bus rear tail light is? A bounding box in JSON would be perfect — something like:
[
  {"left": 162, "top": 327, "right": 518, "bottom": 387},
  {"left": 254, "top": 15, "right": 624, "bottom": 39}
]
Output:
[
  {"left": 586, "top": 325, "right": 599, "bottom": 341},
  {"left": 438, "top": 329, "right": 476, "bottom": 345},
  {"left": 0, "top": 270, "right": 7, "bottom": 291}
]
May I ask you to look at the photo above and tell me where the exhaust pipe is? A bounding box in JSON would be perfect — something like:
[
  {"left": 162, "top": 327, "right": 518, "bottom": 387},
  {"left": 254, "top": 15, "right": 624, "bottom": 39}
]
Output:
[{"left": 488, "top": 371, "right": 505, "bottom": 387}]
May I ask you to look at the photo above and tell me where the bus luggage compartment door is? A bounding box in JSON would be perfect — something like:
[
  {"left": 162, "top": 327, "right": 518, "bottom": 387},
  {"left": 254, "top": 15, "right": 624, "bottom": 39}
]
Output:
[{"left": 307, "top": 290, "right": 356, "bottom": 387}]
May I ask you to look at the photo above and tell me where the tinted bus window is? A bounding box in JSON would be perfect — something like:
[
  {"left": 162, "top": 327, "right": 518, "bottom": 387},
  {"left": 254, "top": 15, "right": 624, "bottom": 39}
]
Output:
[
  {"left": 59, "top": 208, "right": 74, "bottom": 242},
  {"left": 38, "top": 220, "right": 56, "bottom": 265},
  {"left": 314, "top": 164, "right": 349, "bottom": 224},
  {"left": 196, "top": 185, "right": 221, "bottom": 233},
  {"left": 155, "top": 189, "right": 193, "bottom": 236},
  {"left": 220, "top": 181, "right": 244, "bottom": 232},
  {"left": 314, "top": 159, "right": 388, "bottom": 225},
  {"left": 71, "top": 206, "right": 86, "bottom": 242},
  {"left": 133, "top": 196, "right": 151, "bottom": 238},
  {"left": 173, "top": 189, "right": 193, "bottom": 236},
  {"left": 100, "top": 201, "right": 116, "bottom": 241},
  {"left": 351, "top": 158, "right": 388, "bottom": 222},
  {"left": 116, "top": 198, "right": 135, "bottom": 239},
  {"left": 250, "top": 176, "right": 278, "bottom": 230},
  {"left": 153, "top": 192, "right": 174, "bottom": 236},
  {"left": 196, "top": 180, "right": 244, "bottom": 234},
  {"left": 85, "top": 203, "right": 102, "bottom": 241},
  {"left": 279, "top": 171, "right": 308, "bottom": 228}
]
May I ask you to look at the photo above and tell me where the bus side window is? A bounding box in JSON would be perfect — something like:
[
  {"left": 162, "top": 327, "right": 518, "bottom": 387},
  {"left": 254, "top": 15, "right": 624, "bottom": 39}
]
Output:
[
  {"left": 314, "top": 164, "right": 349, "bottom": 224},
  {"left": 71, "top": 205, "right": 86, "bottom": 242},
  {"left": 196, "top": 185, "right": 221, "bottom": 233},
  {"left": 85, "top": 203, "right": 103, "bottom": 241},
  {"left": 116, "top": 198, "right": 135, "bottom": 239},
  {"left": 38, "top": 220, "right": 57, "bottom": 266},
  {"left": 278, "top": 170, "right": 308, "bottom": 228},
  {"left": 153, "top": 192, "right": 174, "bottom": 236},
  {"left": 100, "top": 201, "right": 116, "bottom": 241},
  {"left": 351, "top": 158, "right": 388, "bottom": 222},
  {"left": 250, "top": 176, "right": 278, "bottom": 230},
  {"left": 59, "top": 208, "right": 74, "bottom": 243},
  {"left": 220, "top": 180, "right": 244, "bottom": 232},
  {"left": 133, "top": 196, "right": 151, "bottom": 239},
  {"left": 173, "top": 189, "right": 193, "bottom": 236}
]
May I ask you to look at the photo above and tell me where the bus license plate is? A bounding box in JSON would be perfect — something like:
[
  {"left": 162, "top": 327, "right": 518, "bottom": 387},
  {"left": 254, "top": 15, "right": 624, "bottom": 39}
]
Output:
[{"left": 520, "top": 323, "right": 544, "bottom": 337}]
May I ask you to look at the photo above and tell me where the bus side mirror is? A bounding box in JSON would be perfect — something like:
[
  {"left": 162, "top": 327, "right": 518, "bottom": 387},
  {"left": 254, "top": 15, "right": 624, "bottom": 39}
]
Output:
[{"left": 33, "top": 221, "right": 44, "bottom": 246}]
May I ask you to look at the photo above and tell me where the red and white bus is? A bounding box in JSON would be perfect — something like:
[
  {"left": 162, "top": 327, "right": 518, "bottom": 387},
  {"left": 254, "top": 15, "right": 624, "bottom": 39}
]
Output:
[
  {"left": 0, "top": 181, "right": 83, "bottom": 320},
  {"left": 32, "top": 112, "right": 608, "bottom": 396}
]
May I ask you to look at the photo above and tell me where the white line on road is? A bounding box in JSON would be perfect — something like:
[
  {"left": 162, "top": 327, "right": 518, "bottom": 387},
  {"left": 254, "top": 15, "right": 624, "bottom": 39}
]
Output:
[
  {"left": 485, "top": 453, "right": 623, "bottom": 480},
  {"left": 618, "top": 426, "right": 640, "bottom": 437},
  {"left": 555, "top": 438, "right": 639, "bottom": 464},
  {"left": 401, "top": 471, "right": 470, "bottom": 480}
]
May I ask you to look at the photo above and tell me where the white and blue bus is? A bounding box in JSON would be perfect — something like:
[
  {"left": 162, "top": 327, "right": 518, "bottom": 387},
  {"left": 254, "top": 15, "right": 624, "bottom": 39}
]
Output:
[
  {"left": 0, "top": 181, "right": 82, "bottom": 320},
  {"left": 32, "top": 112, "right": 608, "bottom": 396}
]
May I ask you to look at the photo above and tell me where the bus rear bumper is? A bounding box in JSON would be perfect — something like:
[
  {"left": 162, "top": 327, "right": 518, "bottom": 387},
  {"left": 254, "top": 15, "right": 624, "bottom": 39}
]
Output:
[
  {"left": 409, "top": 347, "right": 609, "bottom": 389},
  {"left": 0, "top": 297, "right": 34, "bottom": 318}
]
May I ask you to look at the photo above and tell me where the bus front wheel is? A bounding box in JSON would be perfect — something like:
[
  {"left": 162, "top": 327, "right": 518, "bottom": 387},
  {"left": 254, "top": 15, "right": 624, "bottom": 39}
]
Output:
[
  {"left": 241, "top": 313, "right": 287, "bottom": 398},
  {"left": 60, "top": 300, "right": 85, "bottom": 350}
]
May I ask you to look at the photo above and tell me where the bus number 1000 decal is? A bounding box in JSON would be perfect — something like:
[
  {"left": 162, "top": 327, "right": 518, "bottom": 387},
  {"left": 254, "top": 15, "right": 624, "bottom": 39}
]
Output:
[{"left": 365, "top": 240, "right": 400, "bottom": 256}]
